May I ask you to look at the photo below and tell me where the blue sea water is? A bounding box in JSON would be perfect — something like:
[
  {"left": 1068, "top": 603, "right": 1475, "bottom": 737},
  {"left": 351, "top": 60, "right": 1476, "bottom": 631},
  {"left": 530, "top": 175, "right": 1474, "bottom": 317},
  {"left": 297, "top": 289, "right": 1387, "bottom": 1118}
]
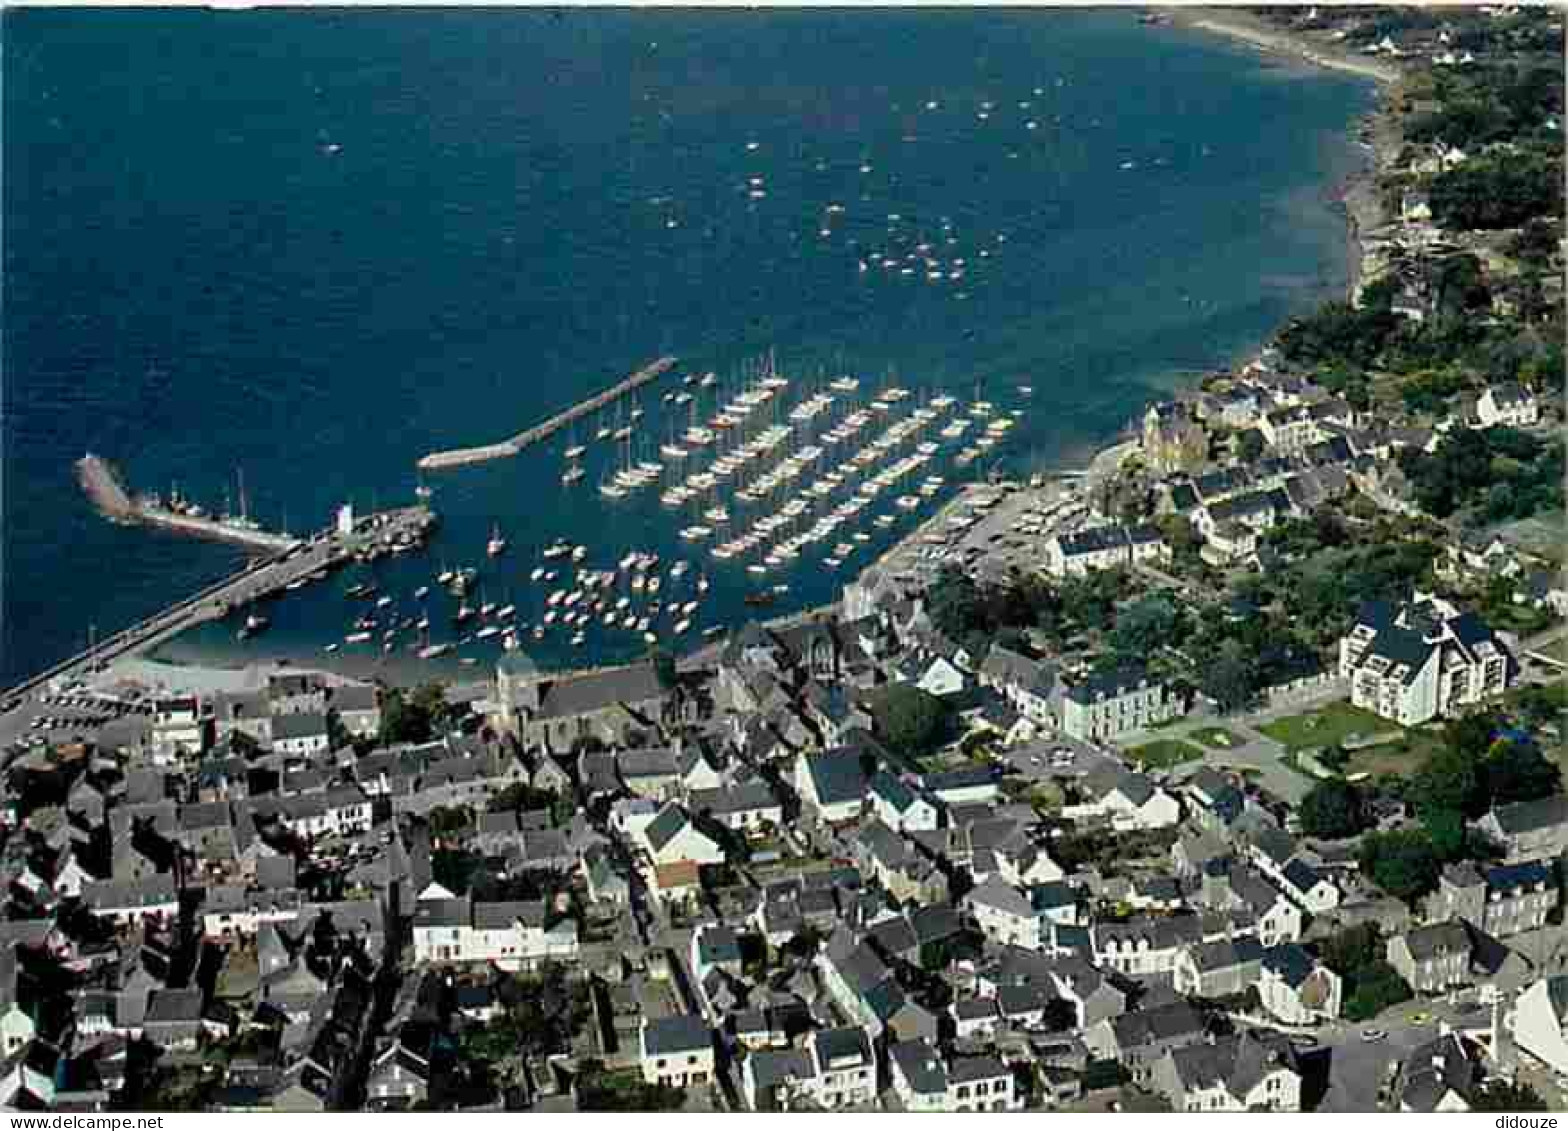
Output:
[{"left": 2, "top": 9, "right": 1374, "bottom": 686}]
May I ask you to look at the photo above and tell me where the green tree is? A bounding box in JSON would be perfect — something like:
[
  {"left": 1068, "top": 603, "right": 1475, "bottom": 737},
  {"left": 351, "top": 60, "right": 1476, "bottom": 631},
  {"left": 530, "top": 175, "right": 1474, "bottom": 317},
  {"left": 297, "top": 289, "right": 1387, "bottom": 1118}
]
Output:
[
  {"left": 1298, "top": 779, "right": 1367, "bottom": 840},
  {"left": 1409, "top": 745, "right": 1485, "bottom": 820},
  {"left": 379, "top": 682, "right": 451, "bottom": 746},
  {"left": 1358, "top": 829, "right": 1443, "bottom": 904},
  {"left": 1198, "top": 641, "right": 1260, "bottom": 714},
  {"left": 1421, "top": 807, "right": 1468, "bottom": 862},
  {"left": 1343, "top": 961, "right": 1414, "bottom": 1022},
  {"left": 874, "top": 684, "right": 952, "bottom": 761},
  {"left": 1109, "top": 595, "right": 1182, "bottom": 660},
  {"left": 1471, "top": 1081, "right": 1549, "bottom": 1112},
  {"left": 1236, "top": 429, "right": 1266, "bottom": 463},
  {"left": 1481, "top": 737, "right": 1562, "bottom": 805}
]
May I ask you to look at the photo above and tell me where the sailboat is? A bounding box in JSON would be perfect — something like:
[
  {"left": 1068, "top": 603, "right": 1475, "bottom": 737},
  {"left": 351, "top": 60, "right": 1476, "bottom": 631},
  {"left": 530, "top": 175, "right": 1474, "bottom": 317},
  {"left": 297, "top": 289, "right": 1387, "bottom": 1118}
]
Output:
[
  {"left": 563, "top": 423, "right": 586, "bottom": 462},
  {"left": 487, "top": 524, "right": 507, "bottom": 557}
]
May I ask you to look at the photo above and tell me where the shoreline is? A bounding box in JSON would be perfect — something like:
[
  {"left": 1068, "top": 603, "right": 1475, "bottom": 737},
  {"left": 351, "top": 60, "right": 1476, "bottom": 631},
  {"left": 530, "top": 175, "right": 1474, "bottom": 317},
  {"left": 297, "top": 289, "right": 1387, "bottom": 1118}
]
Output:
[
  {"left": 1160, "top": 8, "right": 1402, "bottom": 87},
  {"left": 35, "top": 18, "right": 1403, "bottom": 705},
  {"left": 1166, "top": 6, "right": 1405, "bottom": 317}
]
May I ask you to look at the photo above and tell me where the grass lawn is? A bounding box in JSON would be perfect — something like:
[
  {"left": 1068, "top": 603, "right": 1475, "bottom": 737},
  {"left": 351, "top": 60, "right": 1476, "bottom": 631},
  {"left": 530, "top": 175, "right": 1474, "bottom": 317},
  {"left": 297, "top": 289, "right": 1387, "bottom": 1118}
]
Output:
[
  {"left": 1126, "top": 738, "right": 1205, "bottom": 770},
  {"left": 1344, "top": 729, "right": 1446, "bottom": 779},
  {"left": 1189, "top": 726, "right": 1242, "bottom": 750},
  {"left": 1259, "top": 700, "right": 1392, "bottom": 752}
]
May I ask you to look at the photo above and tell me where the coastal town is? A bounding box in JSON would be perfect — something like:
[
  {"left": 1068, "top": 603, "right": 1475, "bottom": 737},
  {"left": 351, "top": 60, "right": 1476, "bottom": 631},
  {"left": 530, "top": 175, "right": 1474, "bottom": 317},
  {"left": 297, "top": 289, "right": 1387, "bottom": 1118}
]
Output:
[{"left": 0, "top": 3, "right": 1563, "bottom": 1117}]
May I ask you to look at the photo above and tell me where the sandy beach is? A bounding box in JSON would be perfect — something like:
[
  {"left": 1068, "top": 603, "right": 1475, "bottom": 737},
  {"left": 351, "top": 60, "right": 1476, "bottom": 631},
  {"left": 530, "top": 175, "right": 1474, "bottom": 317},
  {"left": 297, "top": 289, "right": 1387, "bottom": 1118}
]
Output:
[{"left": 1162, "top": 8, "right": 1402, "bottom": 86}]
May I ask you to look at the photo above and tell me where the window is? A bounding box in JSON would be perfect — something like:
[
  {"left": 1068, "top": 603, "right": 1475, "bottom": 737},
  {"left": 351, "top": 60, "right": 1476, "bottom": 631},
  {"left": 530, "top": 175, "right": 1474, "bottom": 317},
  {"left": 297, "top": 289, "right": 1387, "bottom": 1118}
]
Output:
[{"left": 656, "top": 1059, "right": 667, "bottom": 1069}]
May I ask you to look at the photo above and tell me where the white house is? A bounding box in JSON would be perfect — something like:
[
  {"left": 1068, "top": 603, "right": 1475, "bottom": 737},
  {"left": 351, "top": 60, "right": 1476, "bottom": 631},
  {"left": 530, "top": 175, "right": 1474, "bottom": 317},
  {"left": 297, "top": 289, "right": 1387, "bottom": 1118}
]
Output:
[
  {"left": 271, "top": 712, "right": 332, "bottom": 758},
  {"left": 916, "top": 656, "right": 969, "bottom": 699},
  {"left": 1509, "top": 976, "right": 1568, "bottom": 1078},
  {"left": 1061, "top": 771, "right": 1181, "bottom": 832},
  {"left": 964, "top": 876, "right": 1076, "bottom": 952},
  {"left": 1258, "top": 945, "right": 1342, "bottom": 1027},
  {"left": 869, "top": 772, "right": 942, "bottom": 833},
  {"left": 640, "top": 803, "right": 725, "bottom": 867},
  {"left": 1044, "top": 524, "right": 1169, "bottom": 578},
  {"left": 640, "top": 1014, "right": 715, "bottom": 1089},
  {"left": 1340, "top": 594, "right": 1511, "bottom": 725},
  {"left": 795, "top": 749, "right": 868, "bottom": 824},
  {"left": 274, "top": 788, "right": 373, "bottom": 839},
  {"left": 1059, "top": 668, "right": 1182, "bottom": 743},
  {"left": 411, "top": 898, "right": 579, "bottom": 971},
  {"left": 802, "top": 1027, "right": 877, "bottom": 1110},
  {"left": 888, "top": 1039, "right": 1020, "bottom": 1113},
  {"left": 1152, "top": 1032, "right": 1302, "bottom": 1112},
  {"left": 977, "top": 644, "right": 1056, "bottom": 725},
  {"left": 1475, "top": 383, "right": 1539, "bottom": 429}
]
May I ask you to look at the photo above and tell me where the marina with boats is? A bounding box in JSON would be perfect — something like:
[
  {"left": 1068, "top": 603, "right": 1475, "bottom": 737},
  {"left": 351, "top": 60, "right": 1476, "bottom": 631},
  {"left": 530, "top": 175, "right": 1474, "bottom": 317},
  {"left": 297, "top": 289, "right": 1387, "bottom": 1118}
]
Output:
[
  {"left": 69, "top": 350, "right": 1033, "bottom": 678},
  {"left": 283, "top": 352, "right": 1032, "bottom": 671}
]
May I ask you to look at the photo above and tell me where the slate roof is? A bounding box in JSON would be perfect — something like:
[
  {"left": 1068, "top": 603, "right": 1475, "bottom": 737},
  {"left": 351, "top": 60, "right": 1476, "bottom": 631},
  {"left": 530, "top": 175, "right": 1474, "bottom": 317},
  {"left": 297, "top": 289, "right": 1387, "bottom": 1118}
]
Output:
[
  {"left": 689, "top": 781, "right": 779, "bottom": 816},
  {"left": 1261, "top": 943, "right": 1318, "bottom": 990},
  {"left": 1168, "top": 1031, "right": 1298, "bottom": 1098},
  {"left": 272, "top": 713, "right": 329, "bottom": 742},
  {"left": 1063, "top": 666, "right": 1161, "bottom": 704},
  {"left": 889, "top": 1039, "right": 947, "bottom": 1094},
  {"left": 814, "top": 1025, "right": 873, "bottom": 1067},
  {"left": 1489, "top": 794, "right": 1568, "bottom": 836},
  {"left": 1482, "top": 860, "right": 1553, "bottom": 893},
  {"left": 643, "top": 804, "right": 691, "bottom": 854},
  {"left": 748, "top": 1048, "right": 815, "bottom": 1090},
  {"left": 1105, "top": 1000, "right": 1204, "bottom": 1049},
  {"left": 537, "top": 662, "right": 668, "bottom": 720},
  {"left": 1184, "top": 934, "right": 1264, "bottom": 973},
  {"left": 642, "top": 1013, "right": 712, "bottom": 1056},
  {"left": 802, "top": 750, "right": 869, "bottom": 807}
]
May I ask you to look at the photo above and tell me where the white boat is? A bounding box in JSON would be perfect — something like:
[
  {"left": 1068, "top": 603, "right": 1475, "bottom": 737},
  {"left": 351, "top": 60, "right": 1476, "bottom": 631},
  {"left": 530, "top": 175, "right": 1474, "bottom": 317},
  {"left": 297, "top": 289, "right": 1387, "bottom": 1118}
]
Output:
[
  {"left": 345, "top": 631, "right": 373, "bottom": 644},
  {"left": 376, "top": 596, "right": 393, "bottom": 609},
  {"left": 414, "top": 586, "right": 429, "bottom": 599},
  {"left": 324, "top": 643, "right": 340, "bottom": 653},
  {"left": 674, "top": 618, "right": 691, "bottom": 635},
  {"left": 418, "top": 643, "right": 453, "bottom": 659},
  {"left": 564, "top": 443, "right": 587, "bottom": 460},
  {"left": 530, "top": 567, "right": 545, "bottom": 582},
  {"left": 562, "top": 465, "right": 585, "bottom": 486},
  {"left": 487, "top": 524, "right": 507, "bottom": 557},
  {"left": 476, "top": 625, "right": 501, "bottom": 640}
]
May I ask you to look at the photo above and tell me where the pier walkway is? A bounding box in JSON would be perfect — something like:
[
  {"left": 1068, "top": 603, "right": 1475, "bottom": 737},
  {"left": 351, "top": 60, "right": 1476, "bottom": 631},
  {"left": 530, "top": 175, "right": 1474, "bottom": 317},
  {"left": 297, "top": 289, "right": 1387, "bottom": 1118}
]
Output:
[
  {"left": 76, "top": 454, "right": 302, "bottom": 553},
  {"left": 1, "top": 506, "right": 436, "bottom": 702},
  {"left": 417, "top": 356, "right": 677, "bottom": 471}
]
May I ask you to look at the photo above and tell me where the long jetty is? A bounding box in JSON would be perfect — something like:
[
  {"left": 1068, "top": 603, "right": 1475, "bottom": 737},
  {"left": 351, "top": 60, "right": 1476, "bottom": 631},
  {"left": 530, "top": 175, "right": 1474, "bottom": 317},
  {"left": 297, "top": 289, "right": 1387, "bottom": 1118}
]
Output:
[
  {"left": 2, "top": 504, "right": 437, "bottom": 701},
  {"left": 76, "top": 454, "right": 302, "bottom": 553},
  {"left": 417, "top": 356, "right": 678, "bottom": 472}
]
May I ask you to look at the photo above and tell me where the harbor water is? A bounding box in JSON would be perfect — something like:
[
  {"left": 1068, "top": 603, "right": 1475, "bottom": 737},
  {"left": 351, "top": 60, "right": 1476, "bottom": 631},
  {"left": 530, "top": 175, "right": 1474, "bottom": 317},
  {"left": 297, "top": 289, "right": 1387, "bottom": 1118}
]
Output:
[{"left": 2, "top": 8, "right": 1374, "bottom": 684}]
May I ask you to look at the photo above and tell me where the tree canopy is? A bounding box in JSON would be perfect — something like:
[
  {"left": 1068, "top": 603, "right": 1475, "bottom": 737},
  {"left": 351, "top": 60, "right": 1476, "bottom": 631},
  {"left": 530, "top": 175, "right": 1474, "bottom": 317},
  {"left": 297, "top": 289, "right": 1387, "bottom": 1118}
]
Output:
[
  {"left": 873, "top": 684, "right": 953, "bottom": 761},
  {"left": 1298, "top": 779, "right": 1367, "bottom": 840},
  {"left": 1357, "top": 828, "right": 1443, "bottom": 904}
]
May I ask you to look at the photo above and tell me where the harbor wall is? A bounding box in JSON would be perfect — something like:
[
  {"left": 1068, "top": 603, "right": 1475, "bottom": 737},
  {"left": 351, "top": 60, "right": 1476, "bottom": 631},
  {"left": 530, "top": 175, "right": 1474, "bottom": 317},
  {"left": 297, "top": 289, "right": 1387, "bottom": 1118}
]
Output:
[{"left": 418, "top": 356, "right": 677, "bottom": 471}]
